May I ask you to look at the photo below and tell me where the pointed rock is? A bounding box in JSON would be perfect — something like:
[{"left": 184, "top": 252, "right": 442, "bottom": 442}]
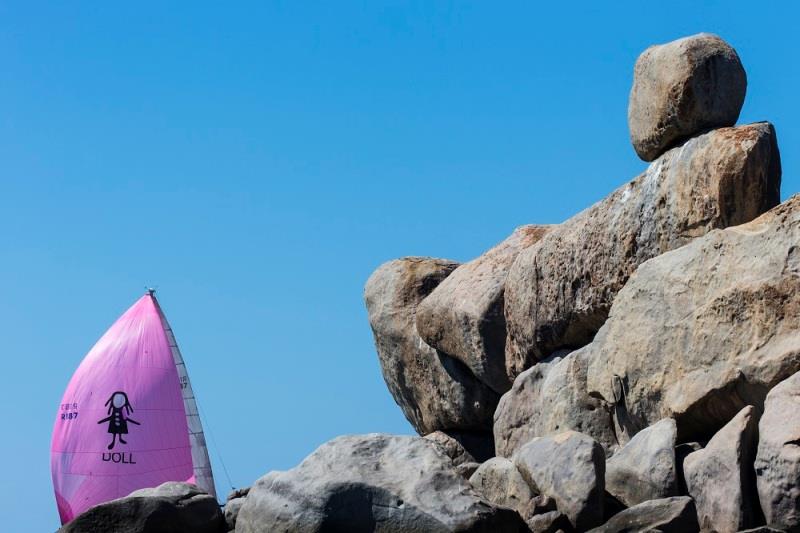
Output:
[
  {"left": 684, "top": 405, "right": 760, "bottom": 532},
  {"left": 494, "top": 349, "right": 617, "bottom": 458},
  {"left": 505, "top": 122, "right": 781, "bottom": 377},
  {"left": 756, "top": 371, "right": 800, "bottom": 531},
  {"left": 512, "top": 431, "right": 605, "bottom": 530},
  {"left": 587, "top": 497, "right": 699, "bottom": 533},
  {"left": 605, "top": 418, "right": 678, "bottom": 507},
  {"left": 365, "top": 257, "right": 499, "bottom": 436},
  {"left": 417, "top": 225, "right": 552, "bottom": 394}
]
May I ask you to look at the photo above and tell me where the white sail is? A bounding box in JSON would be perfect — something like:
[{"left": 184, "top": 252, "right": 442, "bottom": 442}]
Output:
[{"left": 150, "top": 291, "right": 217, "bottom": 498}]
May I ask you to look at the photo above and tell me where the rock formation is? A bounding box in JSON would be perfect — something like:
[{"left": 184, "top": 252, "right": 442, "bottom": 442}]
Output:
[{"left": 61, "top": 32, "right": 800, "bottom": 533}]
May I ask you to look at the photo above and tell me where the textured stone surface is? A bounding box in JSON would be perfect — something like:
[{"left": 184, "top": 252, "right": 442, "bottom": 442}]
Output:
[
  {"left": 512, "top": 431, "right": 605, "bottom": 530},
  {"left": 424, "top": 430, "right": 476, "bottom": 466},
  {"left": 585, "top": 195, "right": 800, "bottom": 444},
  {"left": 58, "top": 482, "right": 224, "bottom": 533},
  {"left": 756, "top": 371, "right": 800, "bottom": 531},
  {"left": 468, "top": 457, "right": 533, "bottom": 515},
  {"left": 587, "top": 497, "right": 699, "bottom": 533},
  {"left": 417, "top": 225, "right": 552, "bottom": 393},
  {"left": 225, "top": 487, "right": 249, "bottom": 532},
  {"left": 684, "top": 406, "right": 760, "bottom": 532},
  {"left": 505, "top": 122, "right": 781, "bottom": 376},
  {"left": 494, "top": 349, "right": 617, "bottom": 458},
  {"left": 605, "top": 418, "right": 678, "bottom": 507},
  {"left": 236, "top": 434, "right": 526, "bottom": 533},
  {"left": 365, "top": 257, "right": 499, "bottom": 435},
  {"left": 629, "top": 33, "right": 747, "bottom": 161}
]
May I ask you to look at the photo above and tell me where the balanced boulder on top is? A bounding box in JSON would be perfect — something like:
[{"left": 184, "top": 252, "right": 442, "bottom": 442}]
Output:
[{"left": 628, "top": 33, "right": 747, "bottom": 161}]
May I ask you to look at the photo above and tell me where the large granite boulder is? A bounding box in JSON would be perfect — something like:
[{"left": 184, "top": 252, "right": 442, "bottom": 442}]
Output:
[
  {"left": 505, "top": 122, "right": 781, "bottom": 376},
  {"left": 365, "top": 258, "right": 499, "bottom": 438},
  {"left": 512, "top": 431, "right": 605, "bottom": 530},
  {"left": 756, "top": 371, "right": 800, "bottom": 531},
  {"left": 587, "top": 497, "right": 699, "bottom": 533},
  {"left": 235, "top": 434, "right": 526, "bottom": 533},
  {"left": 494, "top": 349, "right": 617, "bottom": 458},
  {"left": 468, "top": 457, "right": 534, "bottom": 516},
  {"left": 586, "top": 195, "right": 800, "bottom": 444},
  {"left": 629, "top": 33, "right": 747, "bottom": 161},
  {"left": 685, "top": 405, "right": 760, "bottom": 532},
  {"left": 58, "top": 482, "right": 224, "bottom": 533},
  {"left": 605, "top": 418, "right": 678, "bottom": 508},
  {"left": 417, "top": 225, "right": 552, "bottom": 394}
]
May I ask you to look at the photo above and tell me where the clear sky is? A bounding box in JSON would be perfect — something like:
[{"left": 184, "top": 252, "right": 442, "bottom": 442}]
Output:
[{"left": 1, "top": 2, "right": 798, "bottom": 529}]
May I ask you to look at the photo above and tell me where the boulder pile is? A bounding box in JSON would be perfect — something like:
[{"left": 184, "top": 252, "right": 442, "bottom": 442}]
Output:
[{"left": 61, "top": 33, "right": 797, "bottom": 533}]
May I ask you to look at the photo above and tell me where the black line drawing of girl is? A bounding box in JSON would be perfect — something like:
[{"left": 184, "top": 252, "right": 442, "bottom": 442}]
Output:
[{"left": 97, "top": 391, "right": 141, "bottom": 450}]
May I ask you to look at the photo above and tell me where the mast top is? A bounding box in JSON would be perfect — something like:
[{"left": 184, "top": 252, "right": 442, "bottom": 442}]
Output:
[{"left": 147, "top": 287, "right": 156, "bottom": 297}]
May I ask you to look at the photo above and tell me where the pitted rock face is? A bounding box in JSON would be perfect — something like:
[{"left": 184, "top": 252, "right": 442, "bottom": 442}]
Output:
[
  {"left": 628, "top": 33, "right": 747, "bottom": 161},
  {"left": 505, "top": 122, "right": 781, "bottom": 377},
  {"left": 364, "top": 257, "right": 499, "bottom": 436}
]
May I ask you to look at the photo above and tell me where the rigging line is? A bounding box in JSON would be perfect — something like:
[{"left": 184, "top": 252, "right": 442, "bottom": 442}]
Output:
[{"left": 196, "top": 400, "right": 235, "bottom": 492}]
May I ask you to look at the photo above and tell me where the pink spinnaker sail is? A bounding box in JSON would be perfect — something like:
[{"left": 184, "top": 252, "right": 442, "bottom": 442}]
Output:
[{"left": 51, "top": 293, "right": 215, "bottom": 524}]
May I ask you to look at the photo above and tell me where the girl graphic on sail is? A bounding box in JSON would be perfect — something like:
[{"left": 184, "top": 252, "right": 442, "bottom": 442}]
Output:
[{"left": 97, "top": 391, "right": 140, "bottom": 450}]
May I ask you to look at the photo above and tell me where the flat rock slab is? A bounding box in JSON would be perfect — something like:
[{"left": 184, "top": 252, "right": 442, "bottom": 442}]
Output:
[
  {"left": 587, "top": 496, "right": 699, "bottom": 533},
  {"left": 506, "top": 123, "right": 781, "bottom": 377},
  {"left": 605, "top": 418, "right": 678, "bottom": 507},
  {"left": 586, "top": 194, "right": 800, "bottom": 444},
  {"left": 684, "top": 405, "right": 760, "bottom": 532},
  {"left": 58, "top": 482, "right": 223, "bottom": 533},
  {"left": 505, "top": 122, "right": 781, "bottom": 377},
  {"left": 628, "top": 33, "right": 747, "bottom": 161},
  {"left": 417, "top": 225, "right": 551, "bottom": 394},
  {"left": 365, "top": 257, "right": 499, "bottom": 436},
  {"left": 756, "top": 371, "right": 800, "bottom": 531},
  {"left": 512, "top": 431, "right": 605, "bottom": 531},
  {"left": 235, "top": 434, "right": 526, "bottom": 533},
  {"left": 494, "top": 349, "right": 617, "bottom": 458}
]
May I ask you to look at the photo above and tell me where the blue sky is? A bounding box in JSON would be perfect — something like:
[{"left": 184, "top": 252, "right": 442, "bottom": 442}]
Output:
[{"left": 1, "top": 2, "right": 798, "bottom": 529}]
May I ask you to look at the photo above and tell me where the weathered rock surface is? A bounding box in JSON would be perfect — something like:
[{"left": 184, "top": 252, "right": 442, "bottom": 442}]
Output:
[
  {"left": 587, "top": 496, "right": 699, "bottom": 533},
  {"left": 58, "top": 482, "right": 224, "bottom": 533},
  {"left": 225, "top": 487, "right": 249, "bottom": 532},
  {"left": 425, "top": 430, "right": 476, "bottom": 466},
  {"left": 505, "top": 121, "right": 781, "bottom": 377},
  {"left": 586, "top": 194, "right": 800, "bottom": 444},
  {"left": 605, "top": 418, "right": 678, "bottom": 507},
  {"left": 468, "top": 457, "right": 533, "bottom": 515},
  {"left": 756, "top": 370, "right": 800, "bottom": 531},
  {"left": 684, "top": 405, "right": 760, "bottom": 532},
  {"left": 628, "top": 33, "right": 747, "bottom": 161},
  {"left": 512, "top": 431, "right": 605, "bottom": 530},
  {"left": 526, "top": 511, "right": 573, "bottom": 533},
  {"left": 494, "top": 349, "right": 617, "bottom": 458},
  {"left": 235, "top": 434, "right": 526, "bottom": 533},
  {"left": 365, "top": 257, "right": 499, "bottom": 437},
  {"left": 417, "top": 225, "right": 552, "bottom": 394}
]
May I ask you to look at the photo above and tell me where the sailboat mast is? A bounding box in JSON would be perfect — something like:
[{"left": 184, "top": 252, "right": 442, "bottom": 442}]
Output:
[{"left": 148, "top": 290, "right": 217, "bottom": 498}]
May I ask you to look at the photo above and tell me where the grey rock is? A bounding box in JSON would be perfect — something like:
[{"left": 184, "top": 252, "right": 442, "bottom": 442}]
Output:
[
  {"left": 365, "top": 257, "right": 499, "bottom": 435},
  {"left": 456, "top": 462, "right": 481, "bottom": 479},
  {"left": 512, "top": 431, "right": 605, "bottom": 530},
  {"left": 586, "top": 195, "right": 800, "bottom": 445},
  {"left": 417, "top": 225, "right": 552, "bottom": 393},
  {"left": 58, "top": 482, "right": 224, "bottom": 533},
  {"left": 629, "top": 33, "right": 747, "bottom": 161},
  {"left": 235, "top": 433, "right": 526, "bottom": 533},
  {"left": 756, "top": 371, "right": 800, "bottom": 531},
  {"left": 424, "top": 430, "right": 476, "bottom": 466},
  {"left": 224, "top": 497, "right": 245, "bottom": 531},
  {"left": 526, "top": 510, "right": 573, "bottom": 533},
  {"left": 675, "top": 442, "right": 703, "bottom": 495},
  {"left": 468, "top": 457, "right": 534, "bottom": 515},
  {"left": 505, "top": 122, "right": 781, "bottom": 377},
  {"left": 587, "top": 496, "right": 699, "bottom": 533},
  {"left": 494, "top": 349, "right": 618, "bottom": 459},
  {"left": 684, "top": 405, "right": 760, "bottom": 532},
  {"left": 605, "top": 418, "right": 678, "bottom": 507}
]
